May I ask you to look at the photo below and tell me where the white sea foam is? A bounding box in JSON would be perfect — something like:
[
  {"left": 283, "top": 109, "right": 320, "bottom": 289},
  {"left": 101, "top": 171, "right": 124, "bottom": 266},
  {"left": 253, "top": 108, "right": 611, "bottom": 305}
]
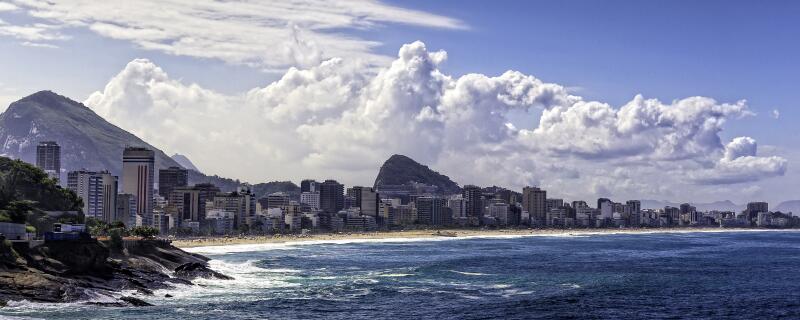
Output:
[
  {"left": 378, "top": 273, "right": 414, "bottom": 277},
  {"left": 153, "top": 258, "right": 302, "bottom": 304},
  {"left": 184, "top": 236, "right": 456, "bottom": 255},
  {"left": 1, "top": 300, "right": 89, "bottom": 314},
  {"left": 0, "top": 315, "right": 47, "bottom": 320},
  {"left": 501, "top": 289, "right": 535, "bottom": 297},
  {"left": 183, "top": 229, "right": 799, "bottom": 256},
  {"left": 449, "top": 270, "right": 492, "bottom": 276}
]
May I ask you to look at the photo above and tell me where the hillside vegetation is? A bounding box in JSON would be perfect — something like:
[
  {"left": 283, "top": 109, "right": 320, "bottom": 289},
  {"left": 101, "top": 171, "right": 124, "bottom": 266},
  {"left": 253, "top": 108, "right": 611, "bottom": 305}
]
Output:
[{"left": 0, "top": 156, "right": 82, "bottom": 224}]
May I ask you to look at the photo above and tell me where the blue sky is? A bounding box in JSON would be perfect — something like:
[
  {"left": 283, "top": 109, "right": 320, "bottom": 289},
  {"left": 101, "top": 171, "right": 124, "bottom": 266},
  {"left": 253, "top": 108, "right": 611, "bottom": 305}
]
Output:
[{"left": 0, "top": 0, "right": 797, "bottom": 203}]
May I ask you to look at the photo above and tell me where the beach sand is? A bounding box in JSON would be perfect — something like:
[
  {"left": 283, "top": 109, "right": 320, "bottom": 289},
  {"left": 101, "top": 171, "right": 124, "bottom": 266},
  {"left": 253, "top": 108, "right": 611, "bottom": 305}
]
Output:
[{"left": 171, "top": 227, "right": 778, "bottom": 249}]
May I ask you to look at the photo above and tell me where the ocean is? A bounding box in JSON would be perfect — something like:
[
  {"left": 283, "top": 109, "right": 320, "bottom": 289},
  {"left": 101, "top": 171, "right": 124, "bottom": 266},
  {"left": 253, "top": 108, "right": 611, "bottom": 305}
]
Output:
[{"left": 2, "top": 231, "right": 800, "bottom": 319}]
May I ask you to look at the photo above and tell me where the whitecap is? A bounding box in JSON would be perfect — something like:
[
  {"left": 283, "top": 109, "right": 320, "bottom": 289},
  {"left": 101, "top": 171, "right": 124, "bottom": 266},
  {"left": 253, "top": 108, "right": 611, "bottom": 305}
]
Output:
[
  {"left": 449, "top": 270, "right": 492, "bottom": 276},
  {"left": 378, "top": 273, "right": 414, "bottom": 277}
]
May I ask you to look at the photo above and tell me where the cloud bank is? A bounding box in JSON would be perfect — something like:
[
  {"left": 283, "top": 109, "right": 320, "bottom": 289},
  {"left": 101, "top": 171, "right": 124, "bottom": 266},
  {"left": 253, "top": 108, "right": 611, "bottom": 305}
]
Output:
[{"left": 83, "top": 41, "right": 788, "bottom": 202}]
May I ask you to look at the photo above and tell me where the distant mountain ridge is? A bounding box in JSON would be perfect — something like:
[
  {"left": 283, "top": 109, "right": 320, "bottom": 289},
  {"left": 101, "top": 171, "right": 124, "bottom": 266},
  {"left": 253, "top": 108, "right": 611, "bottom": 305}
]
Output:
[
  {"left": 373, "top": 154, "right": 460, "bottom": 194},
  {"left": 775, "top": 200, "right": 800, "bottom": 214},
  {"left": 171, "top": 153, "right": 201, "bottom": 172}
]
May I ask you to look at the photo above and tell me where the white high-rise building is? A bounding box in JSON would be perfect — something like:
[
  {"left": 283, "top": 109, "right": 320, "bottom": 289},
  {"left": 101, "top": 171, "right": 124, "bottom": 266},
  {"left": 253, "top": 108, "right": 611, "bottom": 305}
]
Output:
[
  {"left": 447, "top": 196, "right": 466, "bottom": 219},
  {"left": 600, "top": 201, "right": 613, "bottom": 219},
  {"left": 300, "top": 192, "right": 320, "bottom": 210},
  {"left": 67, "top": 169, "right": 118, "bottom": 223},
  {"left": 488, "top": 203, "right": 510, "bottom": 225},
  {"left": 122, "top": 147, "right": 155, "bottom": 226}
]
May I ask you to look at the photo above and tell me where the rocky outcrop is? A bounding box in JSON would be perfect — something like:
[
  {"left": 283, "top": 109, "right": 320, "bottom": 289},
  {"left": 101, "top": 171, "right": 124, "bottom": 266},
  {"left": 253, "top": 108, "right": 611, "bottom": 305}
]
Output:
[
  {"left": 174, "top": 262, "right": 233, "bottom": 280},
  {"left": 0, "top": 239, "right": 230, "bottom": 307},
  {"left": 374, "top": 154, "right": 461, "bottom": 194}
]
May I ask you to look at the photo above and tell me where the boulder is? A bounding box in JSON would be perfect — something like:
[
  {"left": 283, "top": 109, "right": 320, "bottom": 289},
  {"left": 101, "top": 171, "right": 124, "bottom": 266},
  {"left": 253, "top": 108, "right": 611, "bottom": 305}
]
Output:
[{"left": 174, "top": 262, "right": 233, "bottom": 280}]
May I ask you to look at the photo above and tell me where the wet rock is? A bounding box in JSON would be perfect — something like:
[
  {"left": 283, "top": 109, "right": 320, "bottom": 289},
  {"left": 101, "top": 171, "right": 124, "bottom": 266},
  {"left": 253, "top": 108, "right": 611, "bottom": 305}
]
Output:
[
  {"left": 119, "top": 296, "right": 153, "bottom": 307},
  {"left": 0, "top": 238, "right": 230, "bottom": 304},
  {"left": 137, "top": 287, "right": 154, "bottom": 295},
  {"left": 164, "top": 294, "right": 173, "bottom": 298},
  {"left": 174, "top": 262, "right": 234, "bottom": 280},
  {"left": 85, "top": 301, "right": 127, "bottom": 307}
]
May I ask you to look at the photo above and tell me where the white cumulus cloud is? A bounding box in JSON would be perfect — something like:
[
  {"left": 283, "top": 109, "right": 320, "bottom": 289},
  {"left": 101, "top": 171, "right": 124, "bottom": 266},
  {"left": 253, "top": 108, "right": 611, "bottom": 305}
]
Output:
[
  {"left": 84, "top": 41, "right": 788, "bottom": 202},
  {"left": 691, "top": 136, "right": 788, "bottom": 185},
  {"left": 0, "top": 2, "right": 17, "bottom": 11}
]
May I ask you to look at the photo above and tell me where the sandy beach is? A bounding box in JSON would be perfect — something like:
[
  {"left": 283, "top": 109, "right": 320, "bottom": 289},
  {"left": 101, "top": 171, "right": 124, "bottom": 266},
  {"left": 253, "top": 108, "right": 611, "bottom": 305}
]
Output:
[{"left": 171, "top": 227, "right": 783, "bottom": 249}]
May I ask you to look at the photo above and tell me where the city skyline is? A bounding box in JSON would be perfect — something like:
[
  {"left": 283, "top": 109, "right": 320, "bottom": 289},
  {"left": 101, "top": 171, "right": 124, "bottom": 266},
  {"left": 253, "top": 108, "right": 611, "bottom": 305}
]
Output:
[
  {"left": 33, "top": 140, "right": 793, "bottom": 235},
  {"left": 1, "top": 0, "right": 798, "bottom": 204}
]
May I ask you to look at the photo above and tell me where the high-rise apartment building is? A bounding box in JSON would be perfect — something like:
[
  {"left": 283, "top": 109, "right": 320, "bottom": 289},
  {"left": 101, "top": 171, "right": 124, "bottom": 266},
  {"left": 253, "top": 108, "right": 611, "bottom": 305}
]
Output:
[
  {"left": 36, "top": 141, "right": 61, "bottom": 182},
  {"left": 300, "top": 192, "right": 320, "bottom": 210},
  {"left": 745, "top": 202, "right": 769, "bottom": 221},
  {"left": 67, "top": 169, "right": 118, "bottom": 222},
  {"left": 360, "top": 187, "right": 379, "bottom": 219},
  {"left": 545, "top": 198, "right": 563, "bottom": 212},
  {"left": 158, "top": 166, "right": 188, "bottom": 198},
  {"left": 168, "top": 186, "right": 201, "bottom": 222},
  {"left": 597, "top": 198, "right": 611, "bottom": 210},
  {"left": 212, "top": 186, "right": 256, "bottom": 230},
  {"left": 194, "top": 183, "right": 221, "bottom": 221},
  {"left": 347, "top": 186, "right": 364, "bottom": 208},
  {"left": 522, "top": 187, "right": 547, "bottom": 225},
  {"left": 625, "top": 200, "right": 642, "bottom": 226},
  {"left": 300, "top": 179, "right": 318, "bottom": 193},
  {"left": 462, "top": 185, "right": 482, "bottom": 226},
  {"left": 447, "top": 195, "right": 466, "bottom": 220},
  {"left": 415, "top": 196, "right": 449, "bottom": 226},
  {"left": 265, "top": 192, "right": 291, "bottom": 209},
  {"left": 319, "top": 179, "right": 344, "bottom": 213},
  {"left": 122, "top": 147, "right": 155, "bottom": 226}
]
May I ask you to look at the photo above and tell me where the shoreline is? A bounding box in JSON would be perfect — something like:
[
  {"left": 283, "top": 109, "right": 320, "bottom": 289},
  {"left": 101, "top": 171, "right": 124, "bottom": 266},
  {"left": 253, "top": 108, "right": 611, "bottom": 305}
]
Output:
[{"left": 173, "top": 227, "right": 794, "bottom": 249}]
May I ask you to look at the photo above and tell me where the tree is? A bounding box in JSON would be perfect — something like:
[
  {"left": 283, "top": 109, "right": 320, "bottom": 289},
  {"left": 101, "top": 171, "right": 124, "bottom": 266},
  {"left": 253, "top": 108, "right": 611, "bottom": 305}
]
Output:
[
  {"left": 6, "top": 200, "right": 36, "bottom": 224},
  {"left": 86, "top": 217, "right": 110, "bottom": 236},
  {"left": 108, "top": 227, "right": 125, "bottom": 251},
  {"left": 130, "top": 226, "right": 159, "bottom": 239},
  {"left": 109, "top": 220, "right": 126, "bottom": 229}
]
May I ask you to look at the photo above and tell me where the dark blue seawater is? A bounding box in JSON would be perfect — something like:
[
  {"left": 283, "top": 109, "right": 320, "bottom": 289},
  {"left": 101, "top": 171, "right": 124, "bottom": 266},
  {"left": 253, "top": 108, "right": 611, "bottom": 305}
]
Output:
[{"left": 3, "top": 231, "right": 800, "bottom": 319}]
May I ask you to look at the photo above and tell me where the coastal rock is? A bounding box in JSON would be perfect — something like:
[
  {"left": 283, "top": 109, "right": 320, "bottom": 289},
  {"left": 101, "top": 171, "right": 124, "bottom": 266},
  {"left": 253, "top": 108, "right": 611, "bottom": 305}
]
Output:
[
  {"left": 174, "top": 262, "right": 234, "bottom": 280},
  {"left": 0, "top": 239, "right": 230, "bottom": 305},
  {"left": 28, "top": 240, "right": 111, "bottom": 274},
  {"left": 119, "top": 296, "right": 154, "bottom": 307}
]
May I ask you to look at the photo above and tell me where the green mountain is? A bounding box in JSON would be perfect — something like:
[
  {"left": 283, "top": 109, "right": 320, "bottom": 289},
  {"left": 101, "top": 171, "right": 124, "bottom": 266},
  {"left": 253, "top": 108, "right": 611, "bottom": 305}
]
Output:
[
  {"left": 252, "top": 181, "right": 300, "bottom": 199},
  {"left": 0, "top": 91, "right": 299, "bottom": 195},
  {"left": 373, "top": 154, "right": 460, "bottom": 194},
  {"left": 0, "top": 91, "right": 182, "bottom": 178}
]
